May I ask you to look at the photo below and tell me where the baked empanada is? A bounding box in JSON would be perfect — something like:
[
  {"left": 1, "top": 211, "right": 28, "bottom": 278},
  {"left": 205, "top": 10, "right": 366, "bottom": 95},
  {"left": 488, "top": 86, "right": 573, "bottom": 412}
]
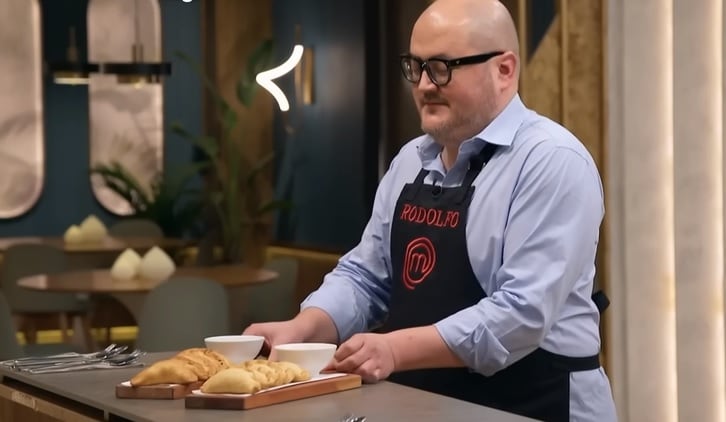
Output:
[
  {"left": 273, "top": 361, "right": 311, "bottom": 382},
  {"left": 176, "top": 348, "right": 226, "bottom": 375},
  {"left": 130, "top": 359, "right": 198, "bottom": 386},
  {"left": 171, "top": 355, "right": 213, "bottom": 380},
  {"left": 201, "top": 368, "right": 262, "bottom": 394}
]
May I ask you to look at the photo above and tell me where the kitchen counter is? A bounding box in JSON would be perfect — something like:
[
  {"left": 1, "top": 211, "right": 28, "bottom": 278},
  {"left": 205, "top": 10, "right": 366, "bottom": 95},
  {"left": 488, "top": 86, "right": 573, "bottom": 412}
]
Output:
[{"left": 0, "top": 352, "right": 537, "bottom": 422}]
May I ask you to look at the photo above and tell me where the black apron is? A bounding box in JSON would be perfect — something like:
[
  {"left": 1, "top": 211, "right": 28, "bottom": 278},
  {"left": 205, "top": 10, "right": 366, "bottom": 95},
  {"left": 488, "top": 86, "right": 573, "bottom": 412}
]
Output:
[{"left": 379, "top": 143, "right": 601, "bottom": 422}]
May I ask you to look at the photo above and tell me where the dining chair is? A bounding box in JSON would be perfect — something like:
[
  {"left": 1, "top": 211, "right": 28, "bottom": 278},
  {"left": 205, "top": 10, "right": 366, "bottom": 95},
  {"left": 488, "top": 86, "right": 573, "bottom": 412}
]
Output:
[
  {"left": 239, "top": 257, "right": 299, "bottom": 329},
  {"left": 0, "top": 291, "right": 76, "bottom": 359},
  {"left": 108, "top": 218, "right": 164, "bottom": 238},
  {"left": 135, "top": 277, "right": 230, "bottom": 352},
  {"left": 0, "top": 244, "right": 93, "bottom": 349},
  {"left": 99, "top": 218, "right": 164, "bottom": 343},
  {"left": 0, "top": 292, "right": 24, "bottom": 360}
]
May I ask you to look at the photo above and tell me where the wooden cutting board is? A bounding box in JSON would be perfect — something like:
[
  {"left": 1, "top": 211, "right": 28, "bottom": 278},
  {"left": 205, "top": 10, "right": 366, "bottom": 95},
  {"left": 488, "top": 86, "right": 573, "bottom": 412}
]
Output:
[
  {"left": 184, "top": 373, "right": 362, "bottom": 410},
  {"left": 116, "top": 381, "right": 203, "bottom": 400}
]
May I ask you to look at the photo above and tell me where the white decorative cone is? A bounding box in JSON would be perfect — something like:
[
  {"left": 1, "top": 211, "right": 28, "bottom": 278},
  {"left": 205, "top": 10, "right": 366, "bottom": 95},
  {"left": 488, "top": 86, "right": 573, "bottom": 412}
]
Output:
[
  {"left": 117, "top": 248, "right": 142, "bottom": 269},
  {"left": 110, "top": 248, "right": 142, "bottom": 280},
  {"left": 110, "top": 259, "right": 137, "bottom": 281},
  {"left": 63, "top": 225, "right": 84, "bottom": 244},
  {"left": 79, "top": 215, "right": 107, "bottom": 243},
  {"left": 138, "top": 246, "right": 176, "bottom": 281}
]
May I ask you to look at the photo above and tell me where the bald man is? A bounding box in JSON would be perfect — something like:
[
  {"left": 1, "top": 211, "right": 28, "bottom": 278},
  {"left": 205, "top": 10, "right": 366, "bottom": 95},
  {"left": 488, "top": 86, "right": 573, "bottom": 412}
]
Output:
[{"left": 245, "top": 0, "right": 616, "bottom": 420}]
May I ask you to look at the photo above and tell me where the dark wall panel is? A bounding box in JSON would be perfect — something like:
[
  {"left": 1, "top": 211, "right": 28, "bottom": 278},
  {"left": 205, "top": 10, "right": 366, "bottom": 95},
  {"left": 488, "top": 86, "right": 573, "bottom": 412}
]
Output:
[{"left": 272, "top": 0, "right": 376, "bottom": 252}]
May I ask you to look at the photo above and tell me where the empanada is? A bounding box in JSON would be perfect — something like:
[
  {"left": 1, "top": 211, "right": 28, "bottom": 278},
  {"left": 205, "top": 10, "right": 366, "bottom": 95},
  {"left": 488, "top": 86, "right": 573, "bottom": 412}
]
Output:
[
  {"left": 272, "top": 361, "right": 311, "bottom": 382},
  {"left": 130, "top": 359, "right": 198, "bottom": 386},
  {"left": 201, "top": 368, "right": 262, "bottom": 394},
  {"left": 275, "top": 361, "right": 311, "bottom": 382},
  {"left": 176, "top": 348, "right": 226, "bottom": 375},
  {"left": 243, "top": 362, "right": 280, "bottom": 388},
  {"left": 203, "top": 349, "right": 231, "bottom": 370},
  {"left": 171, "top": 355, "right": 213, "bottom": 380}
]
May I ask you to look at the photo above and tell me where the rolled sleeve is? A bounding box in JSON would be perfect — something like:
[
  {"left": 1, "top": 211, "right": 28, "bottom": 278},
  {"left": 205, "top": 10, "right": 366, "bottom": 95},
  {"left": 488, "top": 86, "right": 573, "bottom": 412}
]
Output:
[{"left": 435, "top": 145, "right": 604, "bottom": 375}]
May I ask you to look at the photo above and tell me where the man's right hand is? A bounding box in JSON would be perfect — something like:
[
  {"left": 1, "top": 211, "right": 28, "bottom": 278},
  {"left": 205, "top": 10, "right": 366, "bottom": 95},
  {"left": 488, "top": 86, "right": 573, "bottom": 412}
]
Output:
[
  {"left": 242, "top": 307, "right": 340, "bottom": 359},
  {"left": 243, "top": 320, "right": 306, "bottom": 359}
]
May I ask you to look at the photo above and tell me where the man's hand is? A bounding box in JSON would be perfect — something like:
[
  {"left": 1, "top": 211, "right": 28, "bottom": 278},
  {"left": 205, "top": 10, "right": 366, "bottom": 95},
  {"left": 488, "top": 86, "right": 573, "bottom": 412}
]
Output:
[
  {"left": 324, "top": 333, "right": 396, "bottom": 383},
  {"left": 243, "top": 307, "right": 339, "bottom": 359},
  {"left": 243, "top": 320, "right": 305, "bottom": 359},
  {"left": 325, "top": 326, "right": 464, "bottom": 381}
]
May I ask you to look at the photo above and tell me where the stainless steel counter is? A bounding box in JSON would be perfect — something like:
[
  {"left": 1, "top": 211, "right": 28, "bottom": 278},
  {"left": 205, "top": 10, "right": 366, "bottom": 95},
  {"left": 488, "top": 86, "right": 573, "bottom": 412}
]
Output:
[{"left": 0, "top": 352, "right": 537, "bottom": 421}]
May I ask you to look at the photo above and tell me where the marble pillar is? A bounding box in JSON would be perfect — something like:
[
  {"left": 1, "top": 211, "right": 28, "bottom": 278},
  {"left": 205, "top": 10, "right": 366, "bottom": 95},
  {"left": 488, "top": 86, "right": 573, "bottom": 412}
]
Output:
[
  {"left": 673, "top": 0, "right": 724, "bottom": 420},
  {"left": 607, "top": 0, "right": 677, "bottom": 421}
]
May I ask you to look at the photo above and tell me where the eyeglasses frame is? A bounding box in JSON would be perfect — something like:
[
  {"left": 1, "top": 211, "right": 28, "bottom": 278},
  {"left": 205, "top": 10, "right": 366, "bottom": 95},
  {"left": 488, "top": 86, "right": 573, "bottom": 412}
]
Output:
[{"left": 399, "top": 51, "right": 505, "bottom": 86}]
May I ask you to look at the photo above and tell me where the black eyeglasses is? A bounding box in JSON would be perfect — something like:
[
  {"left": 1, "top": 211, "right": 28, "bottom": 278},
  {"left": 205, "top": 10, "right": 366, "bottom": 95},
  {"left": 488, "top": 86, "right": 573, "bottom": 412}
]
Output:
[{"left": 399, "top": 51, "right": 505, "bottom": 86}]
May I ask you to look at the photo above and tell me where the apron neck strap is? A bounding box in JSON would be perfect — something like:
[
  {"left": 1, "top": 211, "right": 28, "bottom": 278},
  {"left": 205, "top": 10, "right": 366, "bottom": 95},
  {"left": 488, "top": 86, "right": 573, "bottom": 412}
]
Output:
[
  {"left": 461, "top": 142, "right": 499, "bottom": 188},
  {"left": 405, "top": 142, "right": 500, "bottom": 202},
  {"left": 457, "top": 142, "right": 499, "bottom": 204}
]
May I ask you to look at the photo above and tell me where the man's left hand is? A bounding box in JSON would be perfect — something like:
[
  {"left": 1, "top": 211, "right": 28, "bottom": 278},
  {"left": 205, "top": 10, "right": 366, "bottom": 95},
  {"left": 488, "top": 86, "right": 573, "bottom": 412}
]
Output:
[{"left": 323, "top": 333, "right": 396, "bottom": 383}]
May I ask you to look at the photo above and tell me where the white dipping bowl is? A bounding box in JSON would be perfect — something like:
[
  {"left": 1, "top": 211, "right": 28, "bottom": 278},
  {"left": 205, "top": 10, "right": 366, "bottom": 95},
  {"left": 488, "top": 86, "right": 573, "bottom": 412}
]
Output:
[
  {"left": 273, "top": 343, "right": 337, "bottom": 376},
  {"left": 204, "top": 335, "right": 265, "bottom": 364}
]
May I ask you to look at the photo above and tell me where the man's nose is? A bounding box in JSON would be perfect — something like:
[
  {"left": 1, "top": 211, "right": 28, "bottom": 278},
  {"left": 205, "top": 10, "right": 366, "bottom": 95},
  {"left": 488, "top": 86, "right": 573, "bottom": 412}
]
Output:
[{"left": 417, "top": 70, "right": 437, "bottom": 90}]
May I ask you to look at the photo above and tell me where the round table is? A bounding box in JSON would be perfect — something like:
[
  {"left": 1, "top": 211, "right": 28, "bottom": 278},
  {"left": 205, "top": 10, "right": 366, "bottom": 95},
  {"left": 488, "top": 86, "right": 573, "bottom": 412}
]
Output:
[
  {"left": 18, "top": 265, "right": 278, "bottom": 333},
  {"left": 0, "top": 236, "right": 188, "bottom": 253},
  {"left": 0, "top": 236, "right": 192, "bottom": 271}
]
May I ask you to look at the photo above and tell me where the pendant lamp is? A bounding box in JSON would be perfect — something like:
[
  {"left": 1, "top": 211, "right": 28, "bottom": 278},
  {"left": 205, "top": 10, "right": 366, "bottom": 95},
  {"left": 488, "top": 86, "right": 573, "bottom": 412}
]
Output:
[
  {"left": 99, "top": 0, "right": 171, "bottom": 84},
  {"left": 48, "top": 27, "right": 98, "bottom": 85}
]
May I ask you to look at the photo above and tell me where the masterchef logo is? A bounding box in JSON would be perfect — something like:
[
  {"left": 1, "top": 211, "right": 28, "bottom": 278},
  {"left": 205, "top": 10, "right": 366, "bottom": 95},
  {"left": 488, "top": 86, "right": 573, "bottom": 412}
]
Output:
[
  {"left": 403, "top": 237, "right": 436, "bottom": 290},
  {"left": 399, "top": 204, "right": 459, "bottom": 228}
]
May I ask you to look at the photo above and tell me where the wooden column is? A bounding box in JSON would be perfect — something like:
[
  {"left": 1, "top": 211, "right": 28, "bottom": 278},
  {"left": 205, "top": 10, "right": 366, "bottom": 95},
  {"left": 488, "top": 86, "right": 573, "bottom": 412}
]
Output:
[{"left": 201, "top": 0, "right": 273, "bottom": 161}]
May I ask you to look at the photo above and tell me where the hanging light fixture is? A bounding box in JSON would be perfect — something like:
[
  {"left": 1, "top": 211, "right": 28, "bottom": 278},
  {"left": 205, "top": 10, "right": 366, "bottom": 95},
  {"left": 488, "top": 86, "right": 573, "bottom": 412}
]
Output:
[
  {"left": 48, "top": 26, "right": 99, "bottom": 85},
  {"left": 99, "top": 0, "right": 171, "bottom": 84}
]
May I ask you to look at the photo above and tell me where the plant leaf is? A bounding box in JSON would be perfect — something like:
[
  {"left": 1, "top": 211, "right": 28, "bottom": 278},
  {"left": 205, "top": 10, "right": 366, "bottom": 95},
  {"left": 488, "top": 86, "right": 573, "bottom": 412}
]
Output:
[
  {"left": 237, "top": 39, "right": 275, "bottom": 107},
  {"left": 90, "top": 162, "right": 152, "bottom": 210},
  {"left": 170, "top": 123, "right": 219, "bottom": 159},
  {"left": 164, "top": 161, "right": 211, "bottom": 196},
  {"left": 174, "top": 50, "right": 232, "bottom": 116}
]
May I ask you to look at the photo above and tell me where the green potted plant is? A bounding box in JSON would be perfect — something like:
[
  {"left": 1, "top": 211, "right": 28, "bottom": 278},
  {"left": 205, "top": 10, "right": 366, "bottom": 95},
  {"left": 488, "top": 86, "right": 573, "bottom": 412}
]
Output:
[
  {"left": 172, "top": 39, "right": 289, "bottom": 266},
  {"left": 90, "top": 160, "right": 207, "bottom": 237}
]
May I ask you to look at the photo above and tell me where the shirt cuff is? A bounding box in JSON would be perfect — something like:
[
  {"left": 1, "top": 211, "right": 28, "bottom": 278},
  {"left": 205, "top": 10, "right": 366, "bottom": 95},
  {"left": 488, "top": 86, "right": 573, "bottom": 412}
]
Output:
[{"left": 434, "top": 308, "right": 510, "bottom": 376}]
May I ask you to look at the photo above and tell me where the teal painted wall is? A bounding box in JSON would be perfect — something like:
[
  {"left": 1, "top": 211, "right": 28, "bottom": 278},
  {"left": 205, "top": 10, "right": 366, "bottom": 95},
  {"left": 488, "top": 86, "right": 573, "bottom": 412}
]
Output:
[
  {"left": 0, "top": 0, "right": 381, "bottom": 255},
  {"left": 0, "top": 0, "right": 202, "bottom": 236}
]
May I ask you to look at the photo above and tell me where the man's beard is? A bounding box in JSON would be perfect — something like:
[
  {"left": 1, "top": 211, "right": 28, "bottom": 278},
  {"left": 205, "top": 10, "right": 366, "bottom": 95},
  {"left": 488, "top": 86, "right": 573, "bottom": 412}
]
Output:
[{"left": 422, "top": 110, "right": 480, "bottom": 146}]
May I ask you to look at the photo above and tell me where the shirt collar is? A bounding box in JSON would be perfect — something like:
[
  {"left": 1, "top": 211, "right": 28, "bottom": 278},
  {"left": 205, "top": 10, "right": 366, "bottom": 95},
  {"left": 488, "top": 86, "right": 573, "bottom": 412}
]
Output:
[{"left": 417, "top": 94, "right": 528, "bottom": 163}]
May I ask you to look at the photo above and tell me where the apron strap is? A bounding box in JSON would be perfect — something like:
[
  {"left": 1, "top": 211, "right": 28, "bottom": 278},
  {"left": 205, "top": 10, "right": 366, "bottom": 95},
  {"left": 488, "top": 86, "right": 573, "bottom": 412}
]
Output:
[
  {"left": 457, "top": 142, "right": 499, "bottom": 204},
  {"left": 591, "top": 290, "right": 610, "bottom": 314},
  {"left": 406, "top": 142, "right": 499, "bottom": 202},
  {"left": 403, "top": 169, "right": 430, "bottom": 201}
]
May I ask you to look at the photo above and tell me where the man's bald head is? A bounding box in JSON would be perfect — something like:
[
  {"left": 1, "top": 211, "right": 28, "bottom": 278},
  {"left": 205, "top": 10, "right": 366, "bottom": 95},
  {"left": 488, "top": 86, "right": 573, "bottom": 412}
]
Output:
[
  {"left": 415, "top": 0, "right": 519, "bottom": 57},
  {"left": 407, "top": 0, "right": 521, "bottom": 148}
]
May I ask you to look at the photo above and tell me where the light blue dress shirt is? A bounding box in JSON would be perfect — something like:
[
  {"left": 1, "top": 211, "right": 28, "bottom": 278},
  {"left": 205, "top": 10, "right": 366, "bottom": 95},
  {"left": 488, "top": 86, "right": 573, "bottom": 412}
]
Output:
[{"left": 302, "top": 94, "right": 616, "bottom": 420}]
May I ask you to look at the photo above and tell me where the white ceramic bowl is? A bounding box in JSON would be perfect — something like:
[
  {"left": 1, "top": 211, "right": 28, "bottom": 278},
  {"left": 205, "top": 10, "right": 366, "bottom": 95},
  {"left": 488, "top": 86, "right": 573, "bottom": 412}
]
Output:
[
  {"left": 273, "top": 343, "right": 337, "bottom": 376},
  {"left": 204, "top": 335, "right": 265, "bottom": 364}
]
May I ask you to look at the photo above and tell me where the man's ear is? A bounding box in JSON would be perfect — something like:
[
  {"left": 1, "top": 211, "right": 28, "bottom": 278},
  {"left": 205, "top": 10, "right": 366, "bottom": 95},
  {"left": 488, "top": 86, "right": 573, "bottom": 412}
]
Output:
[{"left": 497, "top": 51, "right": 518, "bottom": 83}]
